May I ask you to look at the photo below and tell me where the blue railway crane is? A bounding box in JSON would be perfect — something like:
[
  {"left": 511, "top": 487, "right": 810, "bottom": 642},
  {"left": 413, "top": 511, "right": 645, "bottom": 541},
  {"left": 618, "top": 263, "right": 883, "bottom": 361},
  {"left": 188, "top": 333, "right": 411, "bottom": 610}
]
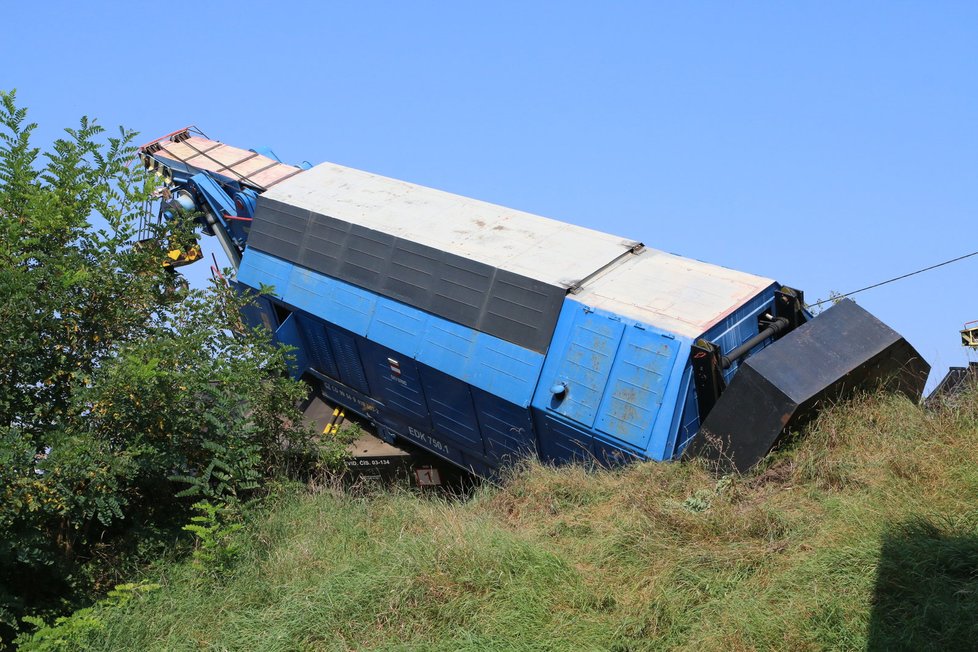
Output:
[{"left": 138, "top": 128, "right": 929, "bottom": 478}]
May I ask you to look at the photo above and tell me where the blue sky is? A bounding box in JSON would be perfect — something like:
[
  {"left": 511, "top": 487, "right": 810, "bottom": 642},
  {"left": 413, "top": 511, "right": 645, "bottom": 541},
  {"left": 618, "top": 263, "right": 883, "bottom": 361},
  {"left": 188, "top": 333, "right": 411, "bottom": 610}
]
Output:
[{"left": 4, "top": 1, "right": 976, "bottom": 388}]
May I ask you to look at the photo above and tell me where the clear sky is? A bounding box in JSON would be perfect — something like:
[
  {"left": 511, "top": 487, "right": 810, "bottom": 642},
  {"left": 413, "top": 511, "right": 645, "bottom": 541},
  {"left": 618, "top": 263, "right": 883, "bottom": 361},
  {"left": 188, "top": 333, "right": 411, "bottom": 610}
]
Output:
[{"left": 4, "top": 1, "right": 976, "bottom": 389}]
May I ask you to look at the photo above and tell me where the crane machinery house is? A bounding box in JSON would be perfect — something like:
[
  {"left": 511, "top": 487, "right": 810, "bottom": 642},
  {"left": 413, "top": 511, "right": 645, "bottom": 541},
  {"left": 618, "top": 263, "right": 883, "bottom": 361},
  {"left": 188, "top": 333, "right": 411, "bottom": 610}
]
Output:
[{"left": 139, "top": 128, "right": 929, "bottom": 481}]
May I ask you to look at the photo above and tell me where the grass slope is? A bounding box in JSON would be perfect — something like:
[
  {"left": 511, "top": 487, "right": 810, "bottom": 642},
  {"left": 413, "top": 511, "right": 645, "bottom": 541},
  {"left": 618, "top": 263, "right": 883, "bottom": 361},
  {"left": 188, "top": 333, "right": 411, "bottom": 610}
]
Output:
[{"left": 95, "top": 390, "right": 978, "bottom": 651}]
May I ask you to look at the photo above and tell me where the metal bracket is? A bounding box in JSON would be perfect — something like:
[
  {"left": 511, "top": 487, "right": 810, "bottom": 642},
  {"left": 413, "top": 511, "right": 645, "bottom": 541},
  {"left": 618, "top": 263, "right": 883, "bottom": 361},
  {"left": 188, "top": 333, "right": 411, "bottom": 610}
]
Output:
[
  {"left": 691, "top": 339, "right": 726, "bottom": 420},
  {"left": 773, "top": 286, "right": 807, "bottom": 333}
]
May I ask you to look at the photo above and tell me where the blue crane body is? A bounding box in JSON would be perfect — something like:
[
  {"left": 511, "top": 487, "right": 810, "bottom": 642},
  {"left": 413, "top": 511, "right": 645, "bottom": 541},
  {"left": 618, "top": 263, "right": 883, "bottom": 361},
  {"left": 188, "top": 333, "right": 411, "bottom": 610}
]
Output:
[{"left": 140, "top": 129, "right": 930, "bottom": 476}]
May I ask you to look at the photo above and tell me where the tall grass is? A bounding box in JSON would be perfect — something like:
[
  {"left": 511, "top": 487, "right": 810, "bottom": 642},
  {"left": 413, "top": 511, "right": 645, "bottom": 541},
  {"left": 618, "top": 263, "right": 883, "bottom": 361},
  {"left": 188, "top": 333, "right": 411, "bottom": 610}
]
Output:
[{"left": 92, "top": 388, "right": 978, "bottom": 651}]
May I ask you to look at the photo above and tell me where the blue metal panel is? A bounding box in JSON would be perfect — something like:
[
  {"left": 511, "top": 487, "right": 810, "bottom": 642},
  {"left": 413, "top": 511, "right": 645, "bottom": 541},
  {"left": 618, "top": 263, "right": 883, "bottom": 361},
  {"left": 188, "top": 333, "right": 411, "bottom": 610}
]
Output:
[
  {"left": 634, "top": 341, "right": 692, "bottom": 461},
  {"left": 673, "top": 369, "right": 701, "bottom": 458},
  {"left": 288, "top": 266, "right": 336, "bottom": 314},
  {"left": 537, "top": 416, "right": 593, "bottom": 464},
  {"left": 594, "top": 326, "right": 679, "bottom": 449},
  {"left": 327, "top": 284, "right": 377, "bottom": 336},
  {"left": 534, "top": 298, "right": 699, "bottom": 464},
  {"left": 416, "top": 318, "right": 478, "bottom": 376},
  {"left": 273, "top": 313, "right": 309, "bottom": 379},
  {"left": 417, "top": 320, "right": 542, "bottom": 407},
  {"left": 239, "top": 249, "right": 377, "bottom": 337},
  {"left": 238, "top": 248, "right": 292, "bottom": 291},
  {"left": 367, "top": 301, "right": 426, "bottom": 356},
  {"left": 296, "top": 315, "right": 340, "bottom": 379},
  {"left": 327, "top": 329, "right": 371, "bottom": 396},
  {"left": 471, "top": 335, "right": 545, "bottom": 407},
  {"left": 359, "top": 341, "right": 431, "bottom": 428},
  {"left": 472, "top": 388, "right": 537, "bottom": 462},
  {"left": 420, "top": 367, "right": 485, "bottom": 454},
  {"left": 547, "top": 308, "right": 624, "bottom": 426}
]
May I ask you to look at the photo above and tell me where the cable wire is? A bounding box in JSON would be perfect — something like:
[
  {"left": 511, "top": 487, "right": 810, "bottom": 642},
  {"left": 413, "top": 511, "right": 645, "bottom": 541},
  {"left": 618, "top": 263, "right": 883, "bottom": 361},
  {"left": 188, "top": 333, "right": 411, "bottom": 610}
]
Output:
[{"left": 809, "top": 249, "right": 978, "bottom": 307}]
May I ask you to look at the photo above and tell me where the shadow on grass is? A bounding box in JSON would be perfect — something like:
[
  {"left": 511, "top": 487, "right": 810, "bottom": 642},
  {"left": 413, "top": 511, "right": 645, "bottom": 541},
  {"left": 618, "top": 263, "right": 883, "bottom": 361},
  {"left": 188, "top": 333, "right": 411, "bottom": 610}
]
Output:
[{"left": 868, "top": 518, "right": 978, "bottom": 651}]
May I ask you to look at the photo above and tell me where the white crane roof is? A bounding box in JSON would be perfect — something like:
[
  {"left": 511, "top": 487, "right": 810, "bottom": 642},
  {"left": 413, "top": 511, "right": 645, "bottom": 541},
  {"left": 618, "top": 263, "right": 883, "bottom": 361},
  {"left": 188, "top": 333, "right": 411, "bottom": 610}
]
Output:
[
  {"left": 570, "top": 249, "right": 776, "bottom": 339},
  {"left": 262, "top": 162, "right": 640, "bottom": 289}
]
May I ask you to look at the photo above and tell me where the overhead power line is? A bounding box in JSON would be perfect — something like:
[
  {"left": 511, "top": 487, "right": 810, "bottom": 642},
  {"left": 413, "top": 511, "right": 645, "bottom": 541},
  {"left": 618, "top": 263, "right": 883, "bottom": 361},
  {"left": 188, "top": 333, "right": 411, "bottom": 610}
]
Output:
[{"left": 809, "top": 249, "right": 978, "bottom": 308}]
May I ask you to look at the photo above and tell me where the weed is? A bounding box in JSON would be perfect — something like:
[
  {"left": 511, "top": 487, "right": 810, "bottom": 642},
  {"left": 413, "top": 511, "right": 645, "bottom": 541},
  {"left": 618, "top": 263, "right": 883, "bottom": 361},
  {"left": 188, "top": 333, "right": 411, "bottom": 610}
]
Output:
[{"left": 182, "top": 500, "right": 244, "bottom": 578}]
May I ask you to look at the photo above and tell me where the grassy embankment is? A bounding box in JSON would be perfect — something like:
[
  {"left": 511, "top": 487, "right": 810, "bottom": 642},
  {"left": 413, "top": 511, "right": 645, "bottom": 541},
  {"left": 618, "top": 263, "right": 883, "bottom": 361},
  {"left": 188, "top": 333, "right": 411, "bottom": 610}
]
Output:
[{"left": 89, "top": 388, "right": 978, "bottom": 651}]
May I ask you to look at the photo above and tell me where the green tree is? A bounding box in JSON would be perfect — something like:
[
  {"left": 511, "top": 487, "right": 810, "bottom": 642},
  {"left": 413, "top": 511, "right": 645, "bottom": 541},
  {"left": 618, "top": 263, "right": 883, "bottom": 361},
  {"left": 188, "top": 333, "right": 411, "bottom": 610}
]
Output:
[{"left": 0, "top": 90, "right": 319, "bottom": 640}]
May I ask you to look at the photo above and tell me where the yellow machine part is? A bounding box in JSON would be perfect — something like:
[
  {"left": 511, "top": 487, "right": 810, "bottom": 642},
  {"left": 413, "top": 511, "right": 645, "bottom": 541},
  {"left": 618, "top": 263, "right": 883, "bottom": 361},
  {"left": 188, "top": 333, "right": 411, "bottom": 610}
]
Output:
[{"left": 163, "top": 244, "right": 203, "bottom": 268}]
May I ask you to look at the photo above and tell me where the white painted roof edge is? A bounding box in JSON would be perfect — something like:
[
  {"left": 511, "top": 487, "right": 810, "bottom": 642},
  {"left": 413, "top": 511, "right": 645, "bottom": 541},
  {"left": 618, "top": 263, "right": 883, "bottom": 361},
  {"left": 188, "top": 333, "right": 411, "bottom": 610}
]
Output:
[
  {"left": 262, "top": 162, "right": 640, "bottom": 289},
  {"left": 569, "top": 248, "right": 776, "bottom": 339}
]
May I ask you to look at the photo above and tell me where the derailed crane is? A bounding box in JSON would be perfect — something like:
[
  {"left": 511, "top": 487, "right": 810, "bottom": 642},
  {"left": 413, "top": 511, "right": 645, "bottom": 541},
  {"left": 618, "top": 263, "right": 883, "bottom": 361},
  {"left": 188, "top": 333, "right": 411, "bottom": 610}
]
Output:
[{"left": 138, "top": 128, "right": 929, "bottom": 479}]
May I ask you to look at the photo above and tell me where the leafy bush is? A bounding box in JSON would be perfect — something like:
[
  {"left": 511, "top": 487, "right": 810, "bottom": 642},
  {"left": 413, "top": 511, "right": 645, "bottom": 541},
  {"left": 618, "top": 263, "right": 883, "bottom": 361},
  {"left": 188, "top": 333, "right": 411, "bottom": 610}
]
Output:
[{"left": 0, "top": 89, "right": 322, "bottom": 640}]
